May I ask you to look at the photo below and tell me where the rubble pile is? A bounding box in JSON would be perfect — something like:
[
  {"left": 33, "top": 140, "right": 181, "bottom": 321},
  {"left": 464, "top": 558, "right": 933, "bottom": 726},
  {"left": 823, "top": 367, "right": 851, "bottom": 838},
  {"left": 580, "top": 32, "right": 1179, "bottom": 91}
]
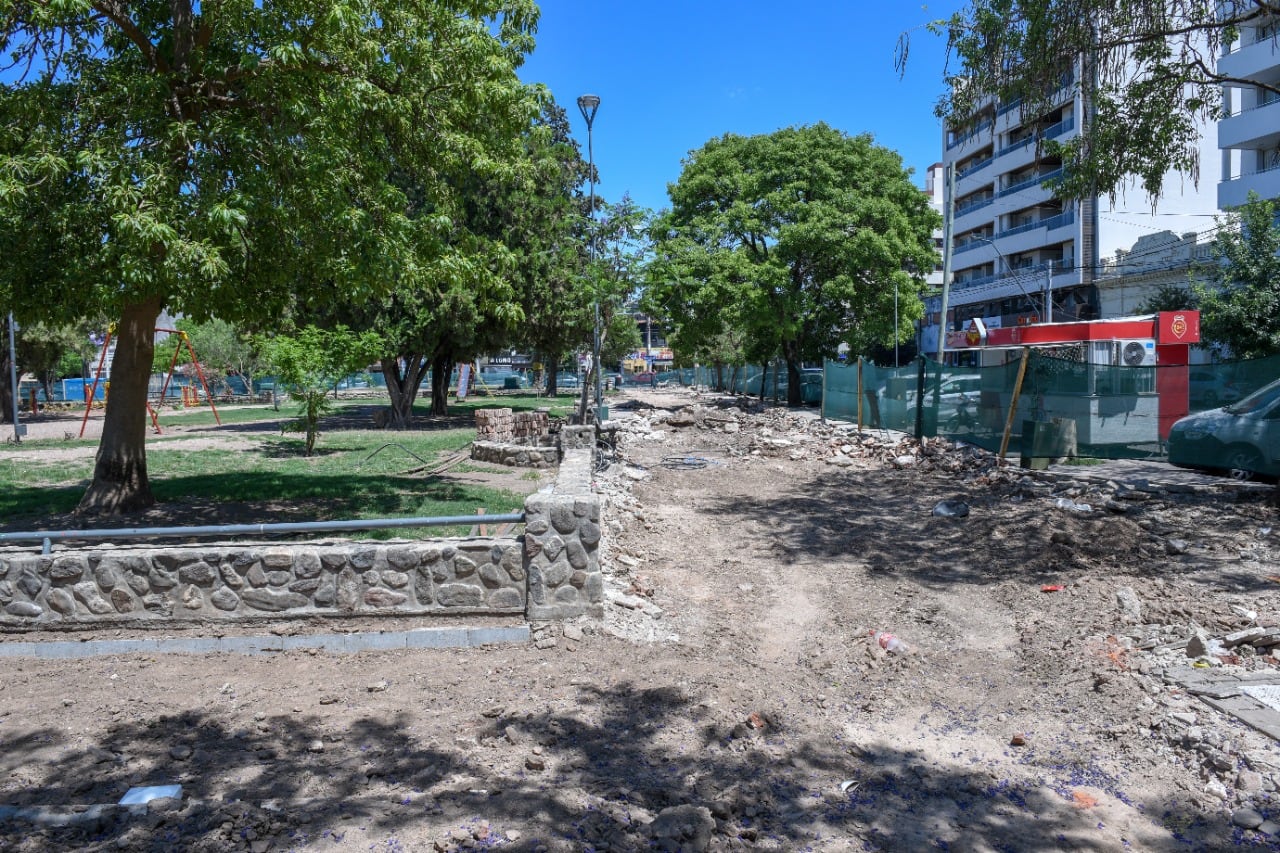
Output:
[{"left": 606, "top": 401, "right": 1009, "bottom": 474}]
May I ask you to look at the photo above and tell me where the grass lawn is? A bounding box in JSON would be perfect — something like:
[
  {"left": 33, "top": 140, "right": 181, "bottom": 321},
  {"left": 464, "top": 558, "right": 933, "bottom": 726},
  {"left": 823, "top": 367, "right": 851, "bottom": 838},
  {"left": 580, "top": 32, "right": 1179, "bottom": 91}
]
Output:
[{"left": 0, "top": 396, "right": 557, "bottom": 538}]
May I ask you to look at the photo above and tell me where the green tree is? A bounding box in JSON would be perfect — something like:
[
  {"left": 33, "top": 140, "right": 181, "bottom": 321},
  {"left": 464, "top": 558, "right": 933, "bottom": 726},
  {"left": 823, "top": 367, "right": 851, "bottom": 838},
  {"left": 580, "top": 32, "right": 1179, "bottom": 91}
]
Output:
[
  {"left": 258, "top": 325, "right": 383, "bottom": 456},
  {"left": 578, "top": 196, "right": 649, "bottom": 420},
  {"left": 153, "top": 318, "right": 264, "bottom": 397},
  {"left": 1193, "top": 194, "right": 1280, "bottom": 359},
  {"left": 0, "top": 320, "right": 98, "bottom": 420},
  {"left": 509, "top": 101, "right": 595, "bottom": 398},
  {"left": 352, "top": 165, "right": 524, "bottom": 426},
  {"left": 17, "top": 322, "right": 98, "bottom": 407},
  {"left": 649, "top": 124, "right": 939, "bottom": 405},
  {"left": 1136, "top": 283, "right": 1198, "bottom": 316},
  {"left": 900, "top": 1, "right": 1277, "bottom": 203},
  {"left": 0, "top": 0, "right": 539, "bottom": 512}
]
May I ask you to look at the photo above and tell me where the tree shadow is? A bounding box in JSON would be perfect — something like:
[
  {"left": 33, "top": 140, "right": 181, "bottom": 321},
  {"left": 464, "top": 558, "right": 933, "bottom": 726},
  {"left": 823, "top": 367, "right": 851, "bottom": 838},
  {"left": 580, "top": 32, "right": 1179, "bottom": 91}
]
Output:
[
  {"left": 694, "top": 465, "right": 1280, "bottom": 594},
  {"left": 0, "top": 682, "right": 1247, "bottom": 850},
  {"left": 0, "top": 472, "right": 525, "bottom": 536}
]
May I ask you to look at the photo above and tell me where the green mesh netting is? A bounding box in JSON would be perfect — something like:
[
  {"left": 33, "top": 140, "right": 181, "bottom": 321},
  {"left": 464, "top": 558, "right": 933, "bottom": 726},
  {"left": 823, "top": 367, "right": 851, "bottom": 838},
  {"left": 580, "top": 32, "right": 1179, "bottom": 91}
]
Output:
[{"left": 819, "top": 353, "right": 1280, "bottom": 462}]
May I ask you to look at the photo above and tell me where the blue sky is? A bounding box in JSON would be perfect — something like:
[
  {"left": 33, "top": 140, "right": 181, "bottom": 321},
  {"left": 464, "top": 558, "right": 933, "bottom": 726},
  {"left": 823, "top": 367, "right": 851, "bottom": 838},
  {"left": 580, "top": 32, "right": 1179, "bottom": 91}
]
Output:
[
  {"left": 518, "top": 0, "right": 1222, "bottom": 257},
  {"left": 519, "top": 1, "right": 963, "bottom": 214}
]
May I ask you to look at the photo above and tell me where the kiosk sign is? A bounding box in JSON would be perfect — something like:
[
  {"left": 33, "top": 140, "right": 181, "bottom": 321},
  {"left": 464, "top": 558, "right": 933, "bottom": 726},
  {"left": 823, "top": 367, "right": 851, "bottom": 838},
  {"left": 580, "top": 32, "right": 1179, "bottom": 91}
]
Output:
[{"left": 1158, "top": 311, "right": 1200, "bottom": 344}]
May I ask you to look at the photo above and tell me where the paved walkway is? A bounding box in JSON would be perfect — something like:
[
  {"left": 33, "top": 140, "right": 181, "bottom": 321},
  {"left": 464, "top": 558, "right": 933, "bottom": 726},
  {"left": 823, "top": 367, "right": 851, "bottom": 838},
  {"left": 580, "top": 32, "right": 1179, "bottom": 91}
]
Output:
[{"left": 1042, "top": 457, "right": 1275, "bottom": 494}]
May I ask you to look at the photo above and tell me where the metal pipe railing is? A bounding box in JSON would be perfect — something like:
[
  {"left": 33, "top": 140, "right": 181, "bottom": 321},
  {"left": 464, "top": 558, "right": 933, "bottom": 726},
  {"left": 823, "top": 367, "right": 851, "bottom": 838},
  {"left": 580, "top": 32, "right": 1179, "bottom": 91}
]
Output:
[{"left": 0, "top": 513, "right": 526, "bottom": 556}]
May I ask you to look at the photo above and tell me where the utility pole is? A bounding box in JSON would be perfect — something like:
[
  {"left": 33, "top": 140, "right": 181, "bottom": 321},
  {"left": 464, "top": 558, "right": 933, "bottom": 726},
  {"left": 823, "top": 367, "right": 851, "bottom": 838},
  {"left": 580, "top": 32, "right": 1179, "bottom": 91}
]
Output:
[
  {"left": 1044, "top": 264, "right": 1053, "bottom": 323},
  {"left": 935, "top": 163, "right": 956, "bottom": 364}
]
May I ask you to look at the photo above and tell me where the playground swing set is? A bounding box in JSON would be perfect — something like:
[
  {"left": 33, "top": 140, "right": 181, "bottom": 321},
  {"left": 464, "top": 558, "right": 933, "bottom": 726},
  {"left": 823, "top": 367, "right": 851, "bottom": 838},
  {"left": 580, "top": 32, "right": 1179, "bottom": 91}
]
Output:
[{"left": 78, "top": 327, "right": 223, "bottom": 439}]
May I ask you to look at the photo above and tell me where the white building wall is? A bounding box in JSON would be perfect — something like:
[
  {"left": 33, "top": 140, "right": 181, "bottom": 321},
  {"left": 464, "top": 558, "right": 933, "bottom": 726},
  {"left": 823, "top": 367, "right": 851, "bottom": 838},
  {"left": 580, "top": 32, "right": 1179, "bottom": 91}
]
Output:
[{"left": 1218, "top": 15, "right": 1280, "bottom": 208}]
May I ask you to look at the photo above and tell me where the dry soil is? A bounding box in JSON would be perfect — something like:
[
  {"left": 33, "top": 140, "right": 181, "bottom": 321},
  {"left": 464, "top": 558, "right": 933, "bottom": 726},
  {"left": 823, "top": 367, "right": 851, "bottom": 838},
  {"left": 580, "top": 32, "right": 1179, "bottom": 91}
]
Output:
[{"left": 0, "top": 386, "right": 1278, "bottom": 852}]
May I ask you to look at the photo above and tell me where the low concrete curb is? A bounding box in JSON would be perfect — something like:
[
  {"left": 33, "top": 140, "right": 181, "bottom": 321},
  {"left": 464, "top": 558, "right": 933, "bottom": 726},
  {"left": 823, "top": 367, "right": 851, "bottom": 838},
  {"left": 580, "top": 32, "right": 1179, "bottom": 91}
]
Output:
[{"left": 0, "top": 625, "right": 529, "bottom": 659}]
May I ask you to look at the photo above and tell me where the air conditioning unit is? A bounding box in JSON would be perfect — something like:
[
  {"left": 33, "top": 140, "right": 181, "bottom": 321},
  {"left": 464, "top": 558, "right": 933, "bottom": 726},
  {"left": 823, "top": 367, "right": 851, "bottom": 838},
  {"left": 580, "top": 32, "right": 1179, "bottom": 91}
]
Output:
[{"left": 1117, "top": 339, "right": 1156, "bottom": 367}]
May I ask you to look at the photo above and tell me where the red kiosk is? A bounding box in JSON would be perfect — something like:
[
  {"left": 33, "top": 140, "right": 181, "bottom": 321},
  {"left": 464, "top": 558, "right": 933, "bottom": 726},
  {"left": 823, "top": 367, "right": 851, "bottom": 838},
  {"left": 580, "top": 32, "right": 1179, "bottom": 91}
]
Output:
[{"left": 944, "top": 311, "right": 1201, "bottom": 441}]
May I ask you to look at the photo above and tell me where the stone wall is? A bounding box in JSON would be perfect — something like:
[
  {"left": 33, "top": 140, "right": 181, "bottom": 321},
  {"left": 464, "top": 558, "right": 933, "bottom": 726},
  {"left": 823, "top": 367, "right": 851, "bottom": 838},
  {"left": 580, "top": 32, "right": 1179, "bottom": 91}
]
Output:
[
  {"left": 0, "top": 434, "right": 602, "bottom": 630},
  {"left": 470, "top": 441, "right": 558, "bottom": 468},
  {"left": 470, "top": 408, "right": 558, "bottom": 468},
  {"left": 0, "top": 540, "right": 526, "bottom": 626},
  {"left": 522, "top": 427, "right": 602, "bottom": 620}
]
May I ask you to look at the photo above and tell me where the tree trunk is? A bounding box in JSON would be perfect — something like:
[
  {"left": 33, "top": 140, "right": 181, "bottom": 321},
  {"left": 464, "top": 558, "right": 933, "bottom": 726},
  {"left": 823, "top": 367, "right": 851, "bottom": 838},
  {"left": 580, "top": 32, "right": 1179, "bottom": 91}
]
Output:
[
  {"left": 546, "top": 362, "right": 560, "bottom": 397},
  {"left": 783, "top": 342, "right": 803, "bottom": 407},
  {"left": 429, "top": 353, "right": 451, "bottom": 417},
  {"left": 381, "top": 355, "right": 429, "bottom": 428},
  {"left": 77, "top": 298, "right": 162, "bottom": 514}
]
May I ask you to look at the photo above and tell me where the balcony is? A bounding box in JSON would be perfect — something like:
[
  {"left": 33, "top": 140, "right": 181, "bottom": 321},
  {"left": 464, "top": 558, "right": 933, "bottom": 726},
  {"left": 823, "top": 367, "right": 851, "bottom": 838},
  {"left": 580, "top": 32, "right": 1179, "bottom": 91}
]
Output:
[
  {"left": 1044, "top": 115, "right": 1075, "bottom": 140},
  {"left": 995, "top": 208, "right": 1075, "bottom": 241},
  {"left": 946, "top": 119, "right": 994, "bottom": 151},
  {"left": 1219, "top": 162, "right": 1280, "bottom": 209},
  {"left": 999, "top": 167, "right": 1064, "bottom": 198},
  {"left": 957, "top": 154, "right": 995, "bottom": 180},
  {"left": 996, "top": 134, "right": 1035, "bottom": 159},
  {"left": 1220, "top": 98, "right": 1280, "bottom": 150},
  {"left": 954, "top": 236, "right": 993, "bottom": 255},
  {"left": 955, "top": 196, "right": 995, "bottom": 217},
  {"left": 1219, "top": 33, "right": 1280, "bottom": 80},
  {"left": 997, "top": 98, "right": 1023, "bottom": 119}
]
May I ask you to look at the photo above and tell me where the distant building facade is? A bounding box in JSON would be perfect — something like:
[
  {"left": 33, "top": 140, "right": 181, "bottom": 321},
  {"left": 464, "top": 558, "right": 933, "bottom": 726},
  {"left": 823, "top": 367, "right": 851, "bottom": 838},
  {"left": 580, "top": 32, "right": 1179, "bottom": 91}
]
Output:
[{"left": 1094, "top": 231, "right": 1214, "bottom": 318}]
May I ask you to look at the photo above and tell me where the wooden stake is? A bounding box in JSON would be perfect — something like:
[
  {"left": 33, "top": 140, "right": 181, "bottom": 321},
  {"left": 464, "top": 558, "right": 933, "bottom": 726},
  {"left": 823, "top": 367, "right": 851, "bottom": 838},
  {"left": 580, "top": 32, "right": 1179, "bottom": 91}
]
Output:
[{"left": 998, "top": 347, "right": 1032, "bottom": 463}]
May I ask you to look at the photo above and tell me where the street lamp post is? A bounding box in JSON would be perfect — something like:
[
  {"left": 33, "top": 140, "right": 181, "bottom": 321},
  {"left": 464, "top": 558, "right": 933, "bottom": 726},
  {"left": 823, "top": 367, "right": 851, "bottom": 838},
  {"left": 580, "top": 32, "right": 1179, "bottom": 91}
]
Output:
[
  {"left": 7, "top": 313, "right": 21, "bottom": 443},
  {"left": 577, "top": 94, "right": 602, "bottom": 423}
]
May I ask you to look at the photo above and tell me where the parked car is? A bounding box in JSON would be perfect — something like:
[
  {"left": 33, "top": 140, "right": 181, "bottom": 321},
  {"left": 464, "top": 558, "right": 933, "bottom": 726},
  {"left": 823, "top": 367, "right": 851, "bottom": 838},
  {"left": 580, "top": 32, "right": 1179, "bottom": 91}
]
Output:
[
  {"left": 904, "top": 375, "right": 983, "bottom": 429},
  {"left": 1187, "top": 369, "right": 1242, "bottom": 409},
  {"left": 800, "top": 367, "right": 823, "bottom": 405},
  {"left": 1167, "top": 377, "right": 1280, "bottom": 481},
  {"left": 555, "top": 373, "right": 581, "bottom": 389},
  {"left": 478, "top": 370, "right": 529, "bottom": 390}
]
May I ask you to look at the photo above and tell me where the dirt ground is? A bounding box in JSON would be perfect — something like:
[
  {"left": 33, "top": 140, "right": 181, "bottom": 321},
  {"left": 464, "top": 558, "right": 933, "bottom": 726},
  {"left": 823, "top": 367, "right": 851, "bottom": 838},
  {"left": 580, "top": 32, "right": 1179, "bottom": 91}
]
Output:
[{"left": 1, "top": 386, "right": 1280, "bottom": 852}]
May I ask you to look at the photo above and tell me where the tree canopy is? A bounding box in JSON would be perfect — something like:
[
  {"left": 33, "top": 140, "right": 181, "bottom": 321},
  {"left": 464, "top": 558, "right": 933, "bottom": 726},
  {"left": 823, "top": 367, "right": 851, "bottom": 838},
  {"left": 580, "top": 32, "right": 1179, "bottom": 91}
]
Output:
[
  {"left": 1194, "top": 193, "right": 1280, "bottom": 359},
  {"left": 899, "top": 0, "right": 1279, "bottom": 203},
  {"left": 648, "top": 124, "right": 939, "bottom": 405},
  {"left": 0, "top": 0, "right": 541, "bottom": 512}
]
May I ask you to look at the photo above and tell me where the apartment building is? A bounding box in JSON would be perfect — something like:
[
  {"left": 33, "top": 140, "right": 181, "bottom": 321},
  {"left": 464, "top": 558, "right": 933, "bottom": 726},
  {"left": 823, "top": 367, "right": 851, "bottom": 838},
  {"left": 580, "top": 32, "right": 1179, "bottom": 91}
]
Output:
[
  {"left": 922, "top": 68, "right": 1101, "bottom": 356},
  {"left": 1218, "top": 14, "right": 1280, "bottom": 208}
]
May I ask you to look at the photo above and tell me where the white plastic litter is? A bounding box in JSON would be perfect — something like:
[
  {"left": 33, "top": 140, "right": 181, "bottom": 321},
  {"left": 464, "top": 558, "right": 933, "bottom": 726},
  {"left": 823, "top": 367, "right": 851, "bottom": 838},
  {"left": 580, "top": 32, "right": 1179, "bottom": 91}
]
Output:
[{"left": 119, "top": 784, "right": 182, "bottom": 805}]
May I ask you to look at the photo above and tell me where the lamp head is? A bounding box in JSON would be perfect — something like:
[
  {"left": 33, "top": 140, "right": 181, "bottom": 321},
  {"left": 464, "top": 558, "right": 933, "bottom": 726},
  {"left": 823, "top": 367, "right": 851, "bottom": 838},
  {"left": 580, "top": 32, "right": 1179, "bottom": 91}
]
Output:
[{"left": 577, "top": 94, "right": 601, "bottom": 128}]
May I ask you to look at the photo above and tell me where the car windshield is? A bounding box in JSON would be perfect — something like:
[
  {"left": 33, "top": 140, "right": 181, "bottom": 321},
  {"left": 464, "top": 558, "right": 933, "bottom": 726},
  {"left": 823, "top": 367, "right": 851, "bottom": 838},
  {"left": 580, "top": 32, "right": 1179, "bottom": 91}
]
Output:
[{"left": 1224, "top": 378, "right": 1280, "bottom": 415}]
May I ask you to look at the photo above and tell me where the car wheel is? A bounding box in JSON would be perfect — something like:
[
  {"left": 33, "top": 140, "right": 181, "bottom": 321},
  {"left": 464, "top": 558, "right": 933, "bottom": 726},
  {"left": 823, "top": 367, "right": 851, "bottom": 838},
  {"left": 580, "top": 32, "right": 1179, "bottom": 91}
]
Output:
[{"left": 1225, "top": 445, "right": 1264, "bottom": 481}]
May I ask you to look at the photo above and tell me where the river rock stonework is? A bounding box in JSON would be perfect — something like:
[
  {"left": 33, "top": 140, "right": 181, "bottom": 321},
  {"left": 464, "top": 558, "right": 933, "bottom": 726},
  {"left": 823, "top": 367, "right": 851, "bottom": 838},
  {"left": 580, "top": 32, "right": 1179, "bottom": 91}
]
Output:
[
  {"left": 0, "top": 539, "right": 525, "bottom": 625},
  {"left": 470, "top": 441, "right": 558, "bottom": 468},
  {"left": 523, "top": 434, "right": 603, "bottom": 620},
  {"left": 0, "top": 434, "right": 601, "bottom": 628}
]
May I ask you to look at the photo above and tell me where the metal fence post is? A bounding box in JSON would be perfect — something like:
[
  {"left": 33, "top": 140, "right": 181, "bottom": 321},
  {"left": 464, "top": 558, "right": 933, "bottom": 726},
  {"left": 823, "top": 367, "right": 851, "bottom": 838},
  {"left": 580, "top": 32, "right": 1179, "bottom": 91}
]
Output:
[{"left": 915, "top": 356, "right": 926, "bottom": 441}]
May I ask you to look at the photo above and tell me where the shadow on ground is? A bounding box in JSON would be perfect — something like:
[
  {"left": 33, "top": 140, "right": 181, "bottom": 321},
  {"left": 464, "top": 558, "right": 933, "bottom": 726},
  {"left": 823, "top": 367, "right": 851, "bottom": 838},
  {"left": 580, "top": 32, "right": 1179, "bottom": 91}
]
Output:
[
  {"left": 694, "top": 465, "right": 1279, "bottom": 594},
  {"left": 0, "top": 682, "right": 1251, "bottom": 852}
]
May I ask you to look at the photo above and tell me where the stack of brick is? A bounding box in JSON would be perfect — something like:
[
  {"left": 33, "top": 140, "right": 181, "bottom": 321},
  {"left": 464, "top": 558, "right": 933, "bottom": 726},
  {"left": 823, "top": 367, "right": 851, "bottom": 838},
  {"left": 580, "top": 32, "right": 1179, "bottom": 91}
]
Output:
[
  {"left": 474, "top": 408, "right": 550, "bottom": 444},
  {"left": 512, "top": 411, "right": 549, "bottom": 442},
  {"left": 475, "top": 408, "right": 516, "bottom": 441}
]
